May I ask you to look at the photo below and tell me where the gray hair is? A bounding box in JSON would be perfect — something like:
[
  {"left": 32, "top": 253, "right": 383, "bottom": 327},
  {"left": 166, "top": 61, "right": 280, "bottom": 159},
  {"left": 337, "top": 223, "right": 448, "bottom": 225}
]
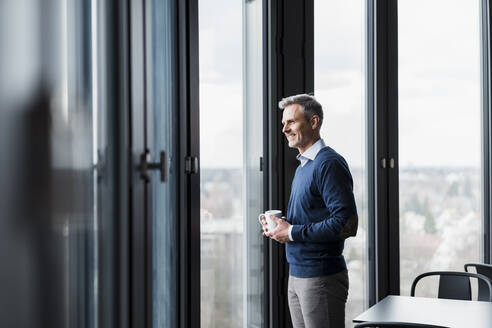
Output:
[{"left": 278, "top": 93, "right": 323, "bottom": 128}]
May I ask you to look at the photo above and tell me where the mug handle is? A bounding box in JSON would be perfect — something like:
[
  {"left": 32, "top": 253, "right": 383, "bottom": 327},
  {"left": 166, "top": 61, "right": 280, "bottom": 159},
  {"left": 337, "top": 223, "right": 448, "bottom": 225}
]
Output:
[{"left": 258, "top": 213, "right": 266, "bottom": 225}]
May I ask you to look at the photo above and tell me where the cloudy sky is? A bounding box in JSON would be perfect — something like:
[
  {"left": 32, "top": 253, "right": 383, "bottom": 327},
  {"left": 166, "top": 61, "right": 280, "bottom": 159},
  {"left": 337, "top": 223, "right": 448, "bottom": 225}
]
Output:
[
  {"left": 199, "top": 0, "right": 482, "bottom": 169},
  {"left": 397, "top": 0, "right": 481, "bottom": 168},
  {"left": 199, "top": 0, "right": 244, "bottom": 169}
]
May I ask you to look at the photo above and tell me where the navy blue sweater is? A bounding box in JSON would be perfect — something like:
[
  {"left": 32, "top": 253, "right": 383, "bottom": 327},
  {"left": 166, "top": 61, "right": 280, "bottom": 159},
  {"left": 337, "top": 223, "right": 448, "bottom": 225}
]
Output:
[{"left": 286, "top": 146, "right": 358, "bottom": 278}]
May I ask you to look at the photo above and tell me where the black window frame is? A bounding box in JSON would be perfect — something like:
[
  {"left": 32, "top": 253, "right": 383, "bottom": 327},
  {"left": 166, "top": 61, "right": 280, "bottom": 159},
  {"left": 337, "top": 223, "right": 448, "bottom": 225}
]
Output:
[
  {"left": 373, "top": 0, "right": 400, "bottom": 300},
  {"left": 482, "top": 0, "right": 492, "bottom": 264}
]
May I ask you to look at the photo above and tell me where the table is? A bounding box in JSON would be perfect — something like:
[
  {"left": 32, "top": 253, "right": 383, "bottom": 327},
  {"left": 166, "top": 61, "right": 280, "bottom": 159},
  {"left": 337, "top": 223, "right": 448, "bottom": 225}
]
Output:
[{"left": 353, "top": 295, "right": 492, "bottom": 328}]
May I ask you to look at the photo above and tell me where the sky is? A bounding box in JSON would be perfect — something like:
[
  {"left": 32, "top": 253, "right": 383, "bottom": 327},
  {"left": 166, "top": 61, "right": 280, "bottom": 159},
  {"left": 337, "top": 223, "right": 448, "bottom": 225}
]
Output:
[
  {"left": 199, "top": 0, "right": 244, "bottom": 169},
  {"left": 199, "top": 0, "right": 482, "bottom": 169},
  {"left": 397, "top": 0, "right": 481, "bottom": 168}
]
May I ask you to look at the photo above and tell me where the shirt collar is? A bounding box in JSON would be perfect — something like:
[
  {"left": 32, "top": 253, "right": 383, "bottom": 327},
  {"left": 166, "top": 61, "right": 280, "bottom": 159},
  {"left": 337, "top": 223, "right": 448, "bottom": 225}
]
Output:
[{"left": 296, "top": 138, "right": 326, "bottom": 167}]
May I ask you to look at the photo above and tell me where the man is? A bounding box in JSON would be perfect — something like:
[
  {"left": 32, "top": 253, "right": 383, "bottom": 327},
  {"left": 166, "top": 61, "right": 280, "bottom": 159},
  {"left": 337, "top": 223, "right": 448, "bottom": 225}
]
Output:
[{"left": 261, "top": 94, "right": 358, "bottom": 328}]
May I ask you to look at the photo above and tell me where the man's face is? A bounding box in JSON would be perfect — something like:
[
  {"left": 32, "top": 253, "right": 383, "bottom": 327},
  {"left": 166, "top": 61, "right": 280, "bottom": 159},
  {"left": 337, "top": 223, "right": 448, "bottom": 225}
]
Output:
[{"left": 281, "top": 104, "right": 316, "bottom": 150}]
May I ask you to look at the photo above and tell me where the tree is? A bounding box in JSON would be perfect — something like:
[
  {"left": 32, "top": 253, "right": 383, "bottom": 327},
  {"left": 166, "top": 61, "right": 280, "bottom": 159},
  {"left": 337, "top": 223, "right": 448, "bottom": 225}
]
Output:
[{"left": 422, "top": 197, "right": 436, "bottom": 234}]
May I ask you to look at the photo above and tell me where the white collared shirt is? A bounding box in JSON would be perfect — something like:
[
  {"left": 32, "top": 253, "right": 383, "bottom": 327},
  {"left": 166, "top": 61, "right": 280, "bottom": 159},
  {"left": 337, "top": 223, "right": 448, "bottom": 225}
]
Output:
[
  {"left": 288, "top": 138, "right": 327, "bottom": 241},
  {"left": 296, "top": 138, "right": 327, "bottom": 167}
]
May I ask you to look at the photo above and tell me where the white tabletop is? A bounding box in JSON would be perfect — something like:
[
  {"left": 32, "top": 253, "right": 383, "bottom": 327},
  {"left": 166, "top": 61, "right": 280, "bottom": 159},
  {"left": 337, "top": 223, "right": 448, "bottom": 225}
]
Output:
[{"left": 353, "top": 295, "right": 492, "bottom": 328}]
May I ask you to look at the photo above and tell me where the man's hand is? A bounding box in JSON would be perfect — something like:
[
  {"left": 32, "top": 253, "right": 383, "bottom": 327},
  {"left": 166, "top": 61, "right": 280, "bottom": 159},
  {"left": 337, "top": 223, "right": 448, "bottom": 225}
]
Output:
[{"left": 263, "top": 216, "right": 291, "bottom": 244}]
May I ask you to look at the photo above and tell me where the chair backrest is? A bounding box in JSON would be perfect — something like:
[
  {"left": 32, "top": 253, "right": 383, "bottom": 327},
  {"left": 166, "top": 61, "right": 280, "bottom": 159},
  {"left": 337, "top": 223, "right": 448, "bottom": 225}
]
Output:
[
  {"left": 354, "top": 322, "right": 449, "bottom": 328},
  {"left": 465, "top": 263, "right": 492, "bottom": 301},
  {"left": 410, "top": 271, "right": 492, "bottom": 302}
]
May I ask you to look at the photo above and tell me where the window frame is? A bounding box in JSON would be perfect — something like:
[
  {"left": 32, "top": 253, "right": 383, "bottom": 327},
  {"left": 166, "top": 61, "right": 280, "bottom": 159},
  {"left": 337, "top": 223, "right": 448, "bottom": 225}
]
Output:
[{"left": 482, "top": 0, "right": 492, "bottom": 264}]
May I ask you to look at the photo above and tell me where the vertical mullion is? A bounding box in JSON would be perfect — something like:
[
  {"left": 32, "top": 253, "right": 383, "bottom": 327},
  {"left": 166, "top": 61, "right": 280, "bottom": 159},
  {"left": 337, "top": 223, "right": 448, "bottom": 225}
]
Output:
[
  {"left": 177, "top": 0, "right": 188, "bottom": 325},
  {"left": 268, "top": 0, "right": 285, "bottom": 326},
  {"left": 375, "top": 0, "right": 389, "bottom": 301},
  {"left": 263, "top": 0, "right": 271, "bottom": 326},
  {"left": 365, "top": 0, "right": 377, "bottom": 308},
  {"left": 268, "top": 0, "right": 283, "bottom": 326},
  {"left": 386, "top": 0, "right": 400, "bottom": 296},
  {"left": 115, "top": 1, "right": 130, "bottom": 327},
  {"left": 374, "top": 0, "right": 399, "bottom": 301},
  {"left": 178, "top": 0, "right": 200, "bottom": 327},
  {"left": 187, "top": 0, "right": 200, "bottom": 324},
  {"left": 267, "top": 0, "right": 280, "bottom": 326},
  {"left": 482, "top": 0, "right": 491, "bottom": 264}
]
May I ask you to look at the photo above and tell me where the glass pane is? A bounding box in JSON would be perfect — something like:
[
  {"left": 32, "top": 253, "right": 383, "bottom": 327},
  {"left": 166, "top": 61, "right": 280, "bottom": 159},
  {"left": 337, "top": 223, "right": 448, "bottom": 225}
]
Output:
[
  {"left": 398, "top": 0, "right": 482, "bottom": 296},
  {"left": 199, "top": 0, "right": 264, "bottom": 327},
  {"left": 244, "top": 0, "right": 264, "bottom": 327},
  {"left": 147, "top": 0, "right": 179, "bottom": 327},
  {"left": 314, "top": 1, "right": 367, "bottom": 326}
]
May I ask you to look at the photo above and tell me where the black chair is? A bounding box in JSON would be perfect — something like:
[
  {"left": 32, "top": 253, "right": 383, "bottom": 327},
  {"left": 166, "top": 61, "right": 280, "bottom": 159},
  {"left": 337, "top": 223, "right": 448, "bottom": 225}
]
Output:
[
  {"left": 354, "top": 323, "right": 449, "bottom": 328},
  {"left": 464, "top": 263, "right": 492, "bottom": 301},
  {"left": 354, "top": 323, "right": 448, "bottom": 328},
  {"left": 410, "top": 271, "right": 492, "bottom": 302}
]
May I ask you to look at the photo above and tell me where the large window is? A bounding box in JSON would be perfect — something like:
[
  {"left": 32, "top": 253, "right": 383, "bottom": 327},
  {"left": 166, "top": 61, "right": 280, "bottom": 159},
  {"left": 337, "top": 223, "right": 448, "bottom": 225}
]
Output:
[
  {"left": 398, "top": 0, "right": 482, "bottom": 296},
  {"left": 199, "top": 0, "right": 264, "bottom": 327},
  {"left": 314, "top": 1, "right": 367, "bottom": 326}
]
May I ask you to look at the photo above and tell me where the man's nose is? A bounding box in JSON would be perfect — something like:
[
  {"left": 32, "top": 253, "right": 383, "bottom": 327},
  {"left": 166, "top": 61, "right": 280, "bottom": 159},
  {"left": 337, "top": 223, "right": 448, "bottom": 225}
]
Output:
[{"left": 282, "top": 125, "right": 289, "bottom": 133}]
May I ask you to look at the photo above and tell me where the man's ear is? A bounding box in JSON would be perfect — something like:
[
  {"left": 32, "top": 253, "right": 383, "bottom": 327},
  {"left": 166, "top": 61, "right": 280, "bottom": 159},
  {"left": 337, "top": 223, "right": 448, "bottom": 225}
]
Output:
[{"left": 310, "top": 115, "right": 320, "bottom": 130}]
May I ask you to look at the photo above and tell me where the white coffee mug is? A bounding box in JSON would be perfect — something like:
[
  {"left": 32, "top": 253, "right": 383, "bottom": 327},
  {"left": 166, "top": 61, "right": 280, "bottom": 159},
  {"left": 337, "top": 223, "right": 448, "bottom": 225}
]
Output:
[{"left": 258, "top": 210, "right": 282, "bottom": 231}]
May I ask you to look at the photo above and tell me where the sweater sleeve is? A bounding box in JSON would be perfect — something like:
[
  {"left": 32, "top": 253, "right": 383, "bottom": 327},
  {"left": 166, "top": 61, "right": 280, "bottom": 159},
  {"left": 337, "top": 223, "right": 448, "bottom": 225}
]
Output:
[{"left": 290, "top": 159, "right": 358, "bottom": 243}]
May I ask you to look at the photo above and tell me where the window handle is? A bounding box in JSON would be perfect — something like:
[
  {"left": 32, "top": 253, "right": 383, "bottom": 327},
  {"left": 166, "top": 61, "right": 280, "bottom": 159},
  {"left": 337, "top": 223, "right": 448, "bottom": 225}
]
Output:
[{"left": 139, "top": 150, "right": 167, "bottom": 182}]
